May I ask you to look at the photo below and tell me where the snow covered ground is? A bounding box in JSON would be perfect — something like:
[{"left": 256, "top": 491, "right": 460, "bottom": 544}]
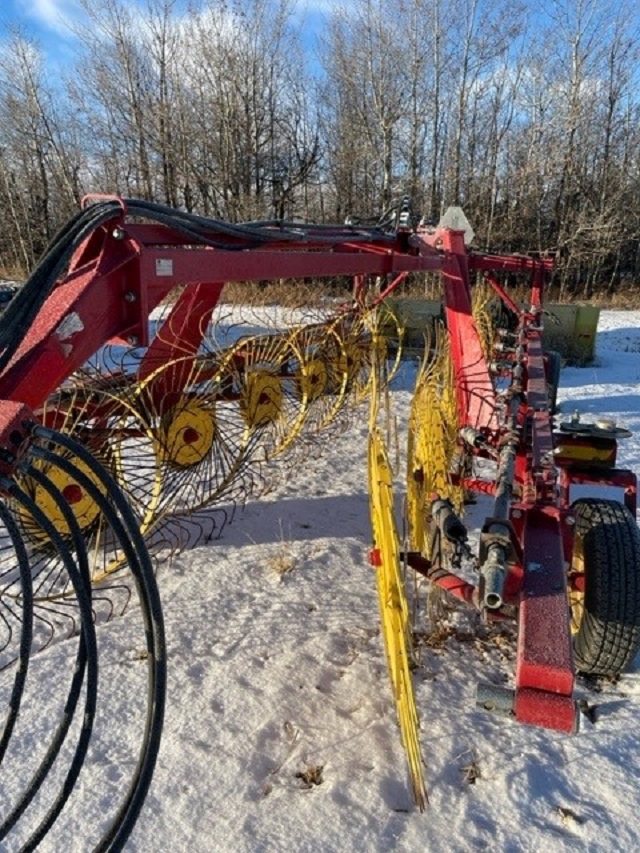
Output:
[{"left": 3, "top": 310, "right": 640, "bottom": 851}]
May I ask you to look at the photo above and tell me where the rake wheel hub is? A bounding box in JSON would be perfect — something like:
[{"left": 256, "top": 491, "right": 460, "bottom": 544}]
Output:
[
  {"left": 18, "top": 455, "right": 105, "bottom": 539},
  {"left": 182, "top": 427, "right": 200, "bottom": 445},
  {"left": 62, "top": 483, "right": 84, "bottom": 505},
  {"left": 240, "top": 371, "right": 283, "bottom": 428},
  {"left": 161, "top": 400, "right": 216, "bottom": 468},
  {"left": 295, "top": 358, "right": 328, "bottom": 403}
]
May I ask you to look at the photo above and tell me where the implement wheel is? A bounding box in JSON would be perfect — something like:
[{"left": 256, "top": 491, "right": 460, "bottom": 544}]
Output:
[{"left": 570, "top": 498, "right": 640, "bottom": 676}]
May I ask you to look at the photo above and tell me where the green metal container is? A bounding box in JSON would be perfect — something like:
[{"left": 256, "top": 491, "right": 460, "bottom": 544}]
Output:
[
  {"left": 378, "top": 298, "right": 443, "bottom": 354},
  {"left": 542, "top": 304, "right": 600, "bottom": 365},
  {"left": 378, "top": 298, "right": 600, "bottom": 364}
]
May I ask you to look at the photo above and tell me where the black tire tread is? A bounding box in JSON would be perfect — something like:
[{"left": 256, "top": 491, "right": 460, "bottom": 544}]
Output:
[{"left": 573, "top": 498, "right": 640, "bottom": 676}]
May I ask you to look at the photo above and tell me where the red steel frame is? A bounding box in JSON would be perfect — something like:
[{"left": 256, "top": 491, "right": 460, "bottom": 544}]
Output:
[{"left": 0, "top": 197, "right": 633, "bottom": 733}]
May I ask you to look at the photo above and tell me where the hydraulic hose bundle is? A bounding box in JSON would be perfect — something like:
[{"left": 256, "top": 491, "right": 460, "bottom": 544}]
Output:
[{"left": 0, "top": 424, "right": 165, "bottom": 851}]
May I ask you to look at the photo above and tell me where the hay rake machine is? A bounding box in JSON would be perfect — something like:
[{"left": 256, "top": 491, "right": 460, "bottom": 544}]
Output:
[{"left": 0, "top": 196, "right": 638, "bottom": 844}]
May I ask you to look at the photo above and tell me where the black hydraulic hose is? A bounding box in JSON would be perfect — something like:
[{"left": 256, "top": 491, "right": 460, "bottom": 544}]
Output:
[
  {"left": 0, "top": 478, "right": 97, "bottom": 844},
  {"left": 0, "top": 201, "right": 122, "bottom": 374},
  {"left": 126, "top": 198, "right": 392, "bottom": 244},
  {"left": 14, "top": 463, "right": 97, "bottom": 851},
  {"left": 0, "top": 201, "right": 118, "bottom": 333},
  {"left": 240, "top": 217, "right": 387, "bottom": 234},
  {"left": 124, "top": 204, "right": 266, "bottom": 251},
  {"left": 127, "top": 199, "right": 285, "bottom": 243},
  {"left": 126, "top": 199, "right": 394, "bottom": 247},
  {"left": 0, "top": 196, "right": 397, "bottom": 383},
  {"left": 0, "top": 501, "right": 33, "bottom": 765},
  {"left": 30, "top": 429, "right": 166, "bottom": 853}
]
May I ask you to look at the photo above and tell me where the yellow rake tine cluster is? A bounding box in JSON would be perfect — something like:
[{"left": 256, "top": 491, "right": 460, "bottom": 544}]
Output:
[
  {"left": 26, "top": 302, "right": 396, "bottom": 600},
  {"left": 471, "top": 284, "right": 497, "bottom": 362},
  {"left": 367, "top": 329, "right": 427, "bottom": 810},
  {"left": 406, "top": 324, "right": 463, "bottom": 555},
  {"left": 125, "top": 348, "right": 256, "bottom": 516},
  {"left": 374, "top": 300, "right": 407, "bottom": 387}
]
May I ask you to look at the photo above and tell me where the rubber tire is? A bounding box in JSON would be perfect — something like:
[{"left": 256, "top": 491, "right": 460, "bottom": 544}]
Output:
[
  {"left": 544, "top": 349, "right": 562, "bottom": 415},
  {"left": 572, "top": 498, "right": 640, "bottom": 676}
]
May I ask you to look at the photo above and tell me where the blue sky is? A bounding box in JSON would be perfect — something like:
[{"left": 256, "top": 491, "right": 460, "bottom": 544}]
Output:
[
  {"left": 0, "top": 0, "right": 331, "bottom": 68},
  {"left": 3, "top": 0, "right": 84, "bottom": 38},
  {"left": 2, "top": 0, "right": 90, "bottom": 66}
]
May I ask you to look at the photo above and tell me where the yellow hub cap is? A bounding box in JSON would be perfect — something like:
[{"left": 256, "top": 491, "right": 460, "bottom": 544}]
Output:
[
  {"left": 240, "top": 371, "right": 283, "bottom": 428},
  {"left": 160, "top": 400, "right": 216, "bottom": 467},
  {"left": 337, "top": 342, "right": 365, "bottom": 382},
  {"left": 295, "top": 358, "right": 328, "bottom": 402},
  {"left": 18, "top": 456, "right": 105, "bottom": 541}
]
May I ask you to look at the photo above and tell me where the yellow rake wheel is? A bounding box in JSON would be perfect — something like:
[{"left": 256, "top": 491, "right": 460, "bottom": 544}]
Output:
[
  {"left": 289, "top": 322, "right": 335, "bottom": 407},
  {"left": 29, "top": 378, "right": 167, "bottom": 589},
  {"left": 337, "top": 341, "right": 366, "bottom": 386},
  {"left": 159, "top": 399, "right": 216, "bottom": 468},
  {"left": 42, "top": 371, "right": 167, "bottom": 543},
  {"left": 406, "top": 327, "right": 463, "bottom": 555},
  {"left": 228, "top": 332, "right": 289, "bottom": 438},
  {"left": 266, "top": 317, "right": 366, "bottom": 457},
  {"left": 232, "top": 329, "right": 317, "bottom": 458},
  {"left": 294, "top": 356, "right": 328, "bottom": 404},
  {"left": 368, "top": 428, "right": 427, "bottom": 810},
  {"left": 303, "top": 320, "right": 354, "bottom": 430},
  {"left": 367, "top": 324, "right": 427, "bottom": 810},
  {"left": 338, "top": 307, "right": 402, "bottom": 407},
  {"left": 123, "top": 349, "right": 254, "bottom": 519},
  {"left": 371, "top": 301, "right": 405, "bottom": 389},
  {"left": 239, "top": 369, "right": 284, "bottom": 429},
  {"left": 337, "top": 318, "right": 375, "bottom": 403},
  {"left": 15, "top": 453, "right": 107, "bottom": 544}
]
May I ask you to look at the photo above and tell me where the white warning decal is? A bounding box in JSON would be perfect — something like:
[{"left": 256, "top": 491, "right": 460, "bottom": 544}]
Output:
[
  {"left": 55, "top": 312, "right": 84, "bottom": 341},
  {"left": 156, "top": 258, "right": 174, "bottom": 277}
]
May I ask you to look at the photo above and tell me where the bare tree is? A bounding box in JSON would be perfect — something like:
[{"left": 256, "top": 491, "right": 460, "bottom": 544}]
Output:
[
  {"left": 0, "top": 31, "right": 83, "bottom": 269},
  {"left": 1, "top": 0, "right": 640, "bottom": 289},
  {"left": 321, "top": 0, "right": 409, "bottom": 217}
]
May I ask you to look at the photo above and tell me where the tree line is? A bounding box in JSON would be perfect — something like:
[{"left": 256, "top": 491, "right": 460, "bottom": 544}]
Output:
[{"left": 1, "top": 0, "right": 639, "bottom": 297}]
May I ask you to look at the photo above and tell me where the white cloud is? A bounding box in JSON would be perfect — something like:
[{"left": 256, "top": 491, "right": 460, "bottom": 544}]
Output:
[{"left": 26, "top": 0, "right": 81, "bottom": 36}]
